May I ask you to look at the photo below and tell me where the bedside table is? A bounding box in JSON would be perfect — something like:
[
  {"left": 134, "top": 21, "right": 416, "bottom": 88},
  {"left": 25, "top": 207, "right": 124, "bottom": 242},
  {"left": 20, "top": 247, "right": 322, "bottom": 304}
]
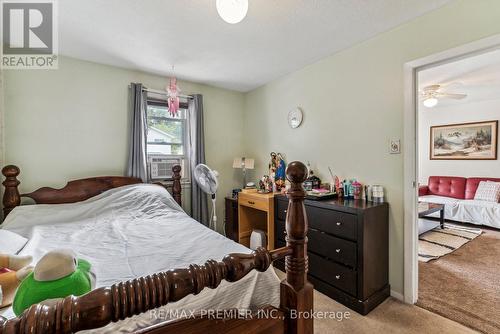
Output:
[
  {"left": 238, "top": 191, "right": 276, "bottom": 250},
  {"left": 224, "top": 196, "right": 238, "bottom": 242}
]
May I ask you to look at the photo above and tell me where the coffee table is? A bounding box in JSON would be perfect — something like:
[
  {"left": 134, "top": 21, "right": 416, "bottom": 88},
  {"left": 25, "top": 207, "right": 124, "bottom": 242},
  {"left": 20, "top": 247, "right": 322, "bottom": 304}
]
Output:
[{"left": 418, "top": 202, "right": 445, "bottom": 229}]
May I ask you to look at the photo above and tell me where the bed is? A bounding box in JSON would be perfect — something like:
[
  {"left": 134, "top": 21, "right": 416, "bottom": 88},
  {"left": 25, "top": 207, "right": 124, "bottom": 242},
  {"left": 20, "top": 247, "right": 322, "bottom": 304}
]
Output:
[{"left": 0, "top": 163, "right": 314, "bottom": 334}]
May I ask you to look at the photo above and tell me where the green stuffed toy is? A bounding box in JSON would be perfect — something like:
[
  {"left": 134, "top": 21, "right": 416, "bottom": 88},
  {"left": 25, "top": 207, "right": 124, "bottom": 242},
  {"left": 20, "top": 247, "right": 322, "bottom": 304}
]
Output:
[{"left": 13, "top": 249, "right": 95, "bottom": 316}]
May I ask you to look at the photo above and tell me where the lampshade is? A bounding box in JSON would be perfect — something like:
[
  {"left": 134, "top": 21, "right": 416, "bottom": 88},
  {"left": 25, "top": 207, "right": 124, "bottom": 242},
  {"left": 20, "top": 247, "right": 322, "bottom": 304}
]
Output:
[{"left": 233, "top": 157, "right": 254, "bottom": 169}]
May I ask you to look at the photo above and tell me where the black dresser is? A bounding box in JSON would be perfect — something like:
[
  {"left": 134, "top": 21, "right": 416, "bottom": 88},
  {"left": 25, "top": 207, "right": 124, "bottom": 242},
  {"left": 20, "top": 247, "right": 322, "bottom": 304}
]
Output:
[{"left": 274, "top": 195, "right": 389, "bottom": 315}]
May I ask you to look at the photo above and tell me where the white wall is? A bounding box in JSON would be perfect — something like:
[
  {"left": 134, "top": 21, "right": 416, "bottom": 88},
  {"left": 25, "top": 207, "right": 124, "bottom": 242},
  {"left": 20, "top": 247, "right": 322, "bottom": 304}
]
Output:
[
  {"left": 3, "top": 56, "right": 246, "bottom": 228},
  {"left": 243, "top": 0, "right": 500, "bottom": 295},
  {"left": 419, "top": 99, "right": 500, "bottom": 184}
]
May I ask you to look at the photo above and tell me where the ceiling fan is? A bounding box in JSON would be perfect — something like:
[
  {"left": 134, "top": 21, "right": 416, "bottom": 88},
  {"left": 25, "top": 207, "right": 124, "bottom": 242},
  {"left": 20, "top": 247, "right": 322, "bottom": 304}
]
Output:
[{"left": 420, "top": 84, "right": 467, "bottom": 108}]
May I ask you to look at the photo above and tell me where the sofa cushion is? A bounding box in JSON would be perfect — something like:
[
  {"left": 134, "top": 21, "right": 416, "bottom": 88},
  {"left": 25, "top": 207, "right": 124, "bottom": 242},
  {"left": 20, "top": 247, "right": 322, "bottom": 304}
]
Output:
[
  {"left": 474, "top": 181, "right": 500, "bottom": 202},
  {"left": 428, "top": 176, "right": 466, "bottom": 199},
  {"left": 465, "top": 177, "right": 500, "bottom": 199}
]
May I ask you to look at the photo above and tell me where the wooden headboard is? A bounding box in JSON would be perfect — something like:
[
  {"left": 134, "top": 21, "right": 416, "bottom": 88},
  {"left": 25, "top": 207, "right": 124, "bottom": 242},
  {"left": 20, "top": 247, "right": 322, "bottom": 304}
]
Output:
[{"left": 1, "top": 165, "right": 182, "bottom": 218}]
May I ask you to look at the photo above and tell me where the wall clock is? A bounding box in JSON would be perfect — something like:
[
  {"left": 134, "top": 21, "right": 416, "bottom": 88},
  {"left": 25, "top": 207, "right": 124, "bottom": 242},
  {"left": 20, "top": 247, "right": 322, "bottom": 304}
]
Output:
[{"left": 288, "top": 107, "right": 303, "bottom": 129}]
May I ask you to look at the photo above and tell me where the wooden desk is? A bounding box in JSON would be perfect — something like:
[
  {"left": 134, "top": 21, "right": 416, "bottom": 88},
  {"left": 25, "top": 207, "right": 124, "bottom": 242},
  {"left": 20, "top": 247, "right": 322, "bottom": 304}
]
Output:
[{"left": 238, "top": 191, "right": 275, "bottom": 250}]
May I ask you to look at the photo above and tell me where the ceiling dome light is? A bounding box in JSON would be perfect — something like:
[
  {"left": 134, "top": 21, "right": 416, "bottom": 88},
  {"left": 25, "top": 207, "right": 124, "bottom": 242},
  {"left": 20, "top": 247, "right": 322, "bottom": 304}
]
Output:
[
  {"left": 216, "top": 0, "right": 248, "bottom": 24},
  {"left": 423, "top": 97, "right": 438, "bottom": 108}
]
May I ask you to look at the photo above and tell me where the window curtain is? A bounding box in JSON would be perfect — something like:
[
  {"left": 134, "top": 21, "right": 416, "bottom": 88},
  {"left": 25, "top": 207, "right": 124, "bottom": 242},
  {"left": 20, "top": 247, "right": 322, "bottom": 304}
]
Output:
[
  {"left": 188, "top": 94, "right": 209, "bottom": 226},
  {"left": 126, "top": 83, "right": 149, "bottom": 182}
]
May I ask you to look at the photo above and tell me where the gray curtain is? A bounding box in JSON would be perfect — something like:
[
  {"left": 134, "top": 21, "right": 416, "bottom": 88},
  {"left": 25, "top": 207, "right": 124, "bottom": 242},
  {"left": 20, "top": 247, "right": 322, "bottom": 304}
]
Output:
[
  {"left": 188, "top": 94, "right": 209, "bottom": 225},
  {"left": 126, "top": 83, "right": 149, "bottom": 182}
]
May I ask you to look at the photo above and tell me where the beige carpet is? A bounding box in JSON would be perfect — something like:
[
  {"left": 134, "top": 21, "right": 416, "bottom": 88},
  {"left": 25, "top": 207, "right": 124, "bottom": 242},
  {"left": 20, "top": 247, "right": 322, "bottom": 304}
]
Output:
[
  {"left": 274, "top": 269, "right": 476, "bottom": 334},
  {"left": 418, "top": 226, "right": 500, "bottom": 334}
]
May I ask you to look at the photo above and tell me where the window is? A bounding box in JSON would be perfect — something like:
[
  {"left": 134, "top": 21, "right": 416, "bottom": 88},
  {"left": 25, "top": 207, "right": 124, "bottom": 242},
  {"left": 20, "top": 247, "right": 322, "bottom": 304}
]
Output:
[{"left": 146, "top": 100, "right": 189, "bottom": 180}]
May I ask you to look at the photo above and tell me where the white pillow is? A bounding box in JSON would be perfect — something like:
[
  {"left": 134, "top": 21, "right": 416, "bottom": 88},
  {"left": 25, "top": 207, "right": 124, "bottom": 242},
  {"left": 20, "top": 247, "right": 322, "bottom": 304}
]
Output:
[
  {"left": 0, "top": 229, "right": 28, "bottom": 254},
  {"left": 474, "top": 181, "right": 500, "bottom": 203}
]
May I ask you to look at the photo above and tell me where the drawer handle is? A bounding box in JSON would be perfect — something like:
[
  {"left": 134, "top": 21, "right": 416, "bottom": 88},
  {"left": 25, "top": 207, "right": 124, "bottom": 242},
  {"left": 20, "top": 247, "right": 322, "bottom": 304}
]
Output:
[
  {"left": 335, "top": 275, "right": 341, "bottom": 280},
  {"left": 335, "top": 248, "right": 341, "bottom": 253},
  {"left": 284, "top": 210, "right": 287, "bottom": 213},
  {"left": 336, "top": 222, "right": 342, "bottom": 226},
  {"left": 248, "top": 201, "right": 255, "bottom": 205}
]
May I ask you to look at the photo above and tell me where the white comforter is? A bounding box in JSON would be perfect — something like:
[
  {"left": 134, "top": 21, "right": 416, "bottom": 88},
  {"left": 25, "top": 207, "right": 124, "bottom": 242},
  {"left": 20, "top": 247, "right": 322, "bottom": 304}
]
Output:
[
  {"left": 419, "top": 195, "right": 500, "bottom": 229},
  {"left": 1, "top": 184, "right": 280, "bottom": 333}
]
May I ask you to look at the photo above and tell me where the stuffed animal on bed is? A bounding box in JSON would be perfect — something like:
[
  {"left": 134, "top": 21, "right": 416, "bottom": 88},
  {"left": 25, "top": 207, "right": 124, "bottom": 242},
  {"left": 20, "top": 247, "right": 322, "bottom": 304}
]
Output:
[
  {"left": 0, "top": 254, "right": 33, "bottom": 308},
  {"left": 13, "top": 249, "right": 96, "bottom": 316}
]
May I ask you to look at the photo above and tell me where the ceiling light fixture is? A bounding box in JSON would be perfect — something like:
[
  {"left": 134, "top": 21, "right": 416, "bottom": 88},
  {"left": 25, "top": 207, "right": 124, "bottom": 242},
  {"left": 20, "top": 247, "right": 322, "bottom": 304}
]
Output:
[
  {"left": 423, "top": 97, "right": 438, "bottom": 108},
  {"left": 216, "top": 0, "right": 248, "bottom": 24}
]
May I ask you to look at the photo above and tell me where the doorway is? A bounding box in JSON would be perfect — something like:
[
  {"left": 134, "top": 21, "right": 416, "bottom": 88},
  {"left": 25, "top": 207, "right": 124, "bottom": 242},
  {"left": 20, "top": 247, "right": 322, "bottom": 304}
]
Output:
[{"left": 403, "top": 34, "right": 500, "bottom": 329}]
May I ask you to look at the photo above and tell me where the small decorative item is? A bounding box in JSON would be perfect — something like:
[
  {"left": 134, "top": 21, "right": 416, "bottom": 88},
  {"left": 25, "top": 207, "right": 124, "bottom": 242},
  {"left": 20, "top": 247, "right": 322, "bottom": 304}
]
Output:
[
  {"left": 269, "top": 152, "right": 277, "bottom": 179},
  {"left": 337, "top": 182, "right": 344, "bottom": 199},
  {"left": 303, "top": 180, "right": 313, "bottom": 191},
  {"left": 364, "top": 185, "right": 370, "bottom": 202},
  {"left": 167, "top": 74, "right": 181, "bottom": 117},
  {"left": 430, "top": 120, "right": 497, "bottom": 160},
  {"left": 327, "top": 166, "right": 338, "bottom": 193},
  {"left": 275, "top": 153, "right": 286, "bottom": 191},
  {"left": 258, "top": 175, "right": 273, "bottom": 194},
  {"left": 372, "top": 185, "right": 385, "bottom": 203},
  {"left": 304, "top": 162, "right": 320, "bottom": 190},
  {"left": 352, "top": 181, "right": 362, "bottom": 200},
  {"left": 268, "top": 152, "right": 286, "bottom": 192}
]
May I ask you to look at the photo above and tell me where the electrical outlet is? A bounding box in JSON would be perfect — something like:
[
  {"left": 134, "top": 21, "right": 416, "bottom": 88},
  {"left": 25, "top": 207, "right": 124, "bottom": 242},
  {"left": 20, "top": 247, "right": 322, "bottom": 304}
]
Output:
[{"left": 390, "top": 139, "right": 401, "bottom": 154}]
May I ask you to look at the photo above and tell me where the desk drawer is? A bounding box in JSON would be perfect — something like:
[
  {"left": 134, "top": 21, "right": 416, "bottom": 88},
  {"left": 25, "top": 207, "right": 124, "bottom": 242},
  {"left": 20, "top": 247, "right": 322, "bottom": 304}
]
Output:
[
  {"left": 308, "top": 252, "right": 357, "bottom": 296},
  {"left": 238, "top": 193, "right": 268, "bottom": 211},
  {"left": 307, "top": 206, "right": 357, "bottom": 241},
  {"left": 309, "top": 228, "right": 357, "bottom": 267}
]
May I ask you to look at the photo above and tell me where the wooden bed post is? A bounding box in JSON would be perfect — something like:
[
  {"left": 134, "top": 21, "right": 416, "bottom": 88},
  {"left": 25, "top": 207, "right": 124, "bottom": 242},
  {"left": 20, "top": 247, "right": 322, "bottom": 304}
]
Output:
[
  {"left": 2, "top": 165, "right": 21, "bottom": 219},
  {"left": 281, "top": 161, "right": 314, "bottom": 334},
  {"left": 172, "top": 165, "right": 182, "bottom": 206}
]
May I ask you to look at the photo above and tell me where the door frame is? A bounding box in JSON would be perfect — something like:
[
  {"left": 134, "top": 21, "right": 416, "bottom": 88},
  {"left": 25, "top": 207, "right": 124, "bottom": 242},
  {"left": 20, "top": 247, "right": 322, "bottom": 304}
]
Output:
[{"left": 403, "top": 34, "right": 500, "bottom": 304}]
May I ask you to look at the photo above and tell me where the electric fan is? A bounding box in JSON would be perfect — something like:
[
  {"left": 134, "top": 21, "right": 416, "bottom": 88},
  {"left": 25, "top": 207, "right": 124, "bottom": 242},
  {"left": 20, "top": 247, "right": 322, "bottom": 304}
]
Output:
[{"left": 193, "top": 164, "right": 219, "bottom": 231}]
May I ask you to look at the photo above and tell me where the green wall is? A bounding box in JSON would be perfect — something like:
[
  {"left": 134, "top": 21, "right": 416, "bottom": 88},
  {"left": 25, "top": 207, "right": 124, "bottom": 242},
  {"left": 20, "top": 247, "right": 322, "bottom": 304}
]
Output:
[
  {"left": 3, "top": 56, "right": 245, "bottom": 226},
  {"left": 243, "top": 0, "right": 500, "bottom": 295},
  {"left": 3, "top": 0, "right": 500, "bottom": 298}
]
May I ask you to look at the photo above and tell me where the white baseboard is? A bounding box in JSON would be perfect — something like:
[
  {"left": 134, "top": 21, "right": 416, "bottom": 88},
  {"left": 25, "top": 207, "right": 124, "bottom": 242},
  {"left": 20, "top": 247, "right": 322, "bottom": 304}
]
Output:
[{"left": 390, "top": 290, "right": 404, "bottom": 301}]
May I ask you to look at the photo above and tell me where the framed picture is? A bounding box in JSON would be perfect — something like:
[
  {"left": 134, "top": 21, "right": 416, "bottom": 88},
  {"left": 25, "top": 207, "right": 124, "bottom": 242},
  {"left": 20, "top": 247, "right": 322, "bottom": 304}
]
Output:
[{"left": 430, "top": 120, "right": 498, "bottom": 160}]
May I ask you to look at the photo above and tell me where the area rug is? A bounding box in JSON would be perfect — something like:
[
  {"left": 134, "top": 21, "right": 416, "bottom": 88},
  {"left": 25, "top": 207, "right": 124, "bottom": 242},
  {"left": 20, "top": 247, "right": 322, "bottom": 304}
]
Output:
[
  {"left": 418, "top": 223, "right": 482, "bottom": 262},
  {"left": 418, "top": 226, "right": 500, "bottom": 334}
]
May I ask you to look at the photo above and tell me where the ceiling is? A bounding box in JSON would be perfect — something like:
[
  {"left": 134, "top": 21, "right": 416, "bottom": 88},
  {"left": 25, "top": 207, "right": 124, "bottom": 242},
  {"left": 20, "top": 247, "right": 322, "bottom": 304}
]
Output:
[
  {"left": 59, "top": 0, "right": 451, "bottom": 92},
  {"left": 419, "top": 48, "right": 500, "bottom": 108}
]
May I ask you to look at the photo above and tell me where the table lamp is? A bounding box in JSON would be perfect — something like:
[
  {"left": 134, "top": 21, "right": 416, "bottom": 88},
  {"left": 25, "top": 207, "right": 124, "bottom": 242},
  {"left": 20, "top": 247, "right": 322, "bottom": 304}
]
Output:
[{"left": 233, "top": 157, "right": 255, "bottom": 188}]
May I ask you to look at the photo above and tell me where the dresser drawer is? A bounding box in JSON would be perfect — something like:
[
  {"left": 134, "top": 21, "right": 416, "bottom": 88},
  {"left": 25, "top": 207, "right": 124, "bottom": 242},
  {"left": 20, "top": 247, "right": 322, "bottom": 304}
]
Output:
[
  {"left": 307, "top": 206, "right": 357, "bottom": 241},
  {"left": 276, "top": 199, "right": 288, "bottom": 221},
  {"left": 308, "top": 252, "right": 357, "bottom": 296},
  {"left": 308, "top": 228, "right": 357, "bottom": 268},
  {"left": 275, "top": 219, "right": 286, "bottom": 242},
  {"left": 238, "top": 193, "right": 268, "bottom": 211}
]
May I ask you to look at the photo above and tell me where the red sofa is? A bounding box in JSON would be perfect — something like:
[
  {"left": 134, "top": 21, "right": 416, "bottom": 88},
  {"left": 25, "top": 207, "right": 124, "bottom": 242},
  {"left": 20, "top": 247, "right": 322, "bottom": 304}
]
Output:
[{"left": 419, "top": 176, "right": 500, "bottom": 228}]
